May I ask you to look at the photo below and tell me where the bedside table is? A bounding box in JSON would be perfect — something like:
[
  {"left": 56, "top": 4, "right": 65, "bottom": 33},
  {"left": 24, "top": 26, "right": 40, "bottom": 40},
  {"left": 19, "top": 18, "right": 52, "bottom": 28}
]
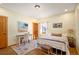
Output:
[{"left": 67, "top": 37, "right": 75, "bottom": 48}]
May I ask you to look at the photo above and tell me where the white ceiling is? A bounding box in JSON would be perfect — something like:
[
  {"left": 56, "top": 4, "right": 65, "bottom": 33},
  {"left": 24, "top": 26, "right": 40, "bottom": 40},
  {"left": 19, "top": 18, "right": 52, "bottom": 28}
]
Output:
[{"left": 0, "top": 3, "right": 77, "bottom": 19}]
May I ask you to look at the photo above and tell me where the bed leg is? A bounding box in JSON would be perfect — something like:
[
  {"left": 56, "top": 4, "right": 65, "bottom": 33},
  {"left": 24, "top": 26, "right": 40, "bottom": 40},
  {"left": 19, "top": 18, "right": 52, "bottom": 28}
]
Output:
[
  {"left": 61, "top": 51, "right": 62, "bottom": 55},
  {"left": 56, "top": 49, "right": 57, "bottom": 55}
]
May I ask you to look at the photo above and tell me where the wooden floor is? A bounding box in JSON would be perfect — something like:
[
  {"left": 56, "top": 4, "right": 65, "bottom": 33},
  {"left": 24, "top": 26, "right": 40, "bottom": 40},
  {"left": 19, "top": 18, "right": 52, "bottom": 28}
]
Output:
[
  {"left": 0, "top": 47, "right": 16, "bottom": 55},
  {"left": 69, "top": 47, "right": 78, "bottom": 55},
  {"left": 0, "top": 46, "right": 78, "bottom": 55}
]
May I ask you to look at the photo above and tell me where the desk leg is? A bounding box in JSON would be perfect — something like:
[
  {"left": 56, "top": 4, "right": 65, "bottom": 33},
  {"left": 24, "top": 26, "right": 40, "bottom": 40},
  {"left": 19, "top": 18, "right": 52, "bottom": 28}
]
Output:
[{"left": 18, "top": 37, "right": 20, "bottom": 46}]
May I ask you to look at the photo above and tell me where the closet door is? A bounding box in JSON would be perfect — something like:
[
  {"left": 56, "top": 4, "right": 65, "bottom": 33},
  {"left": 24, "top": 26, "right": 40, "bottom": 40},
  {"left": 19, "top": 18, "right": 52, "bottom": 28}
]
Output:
[{"left": 0, "top": 16, "right": 8, "bottom": 48}]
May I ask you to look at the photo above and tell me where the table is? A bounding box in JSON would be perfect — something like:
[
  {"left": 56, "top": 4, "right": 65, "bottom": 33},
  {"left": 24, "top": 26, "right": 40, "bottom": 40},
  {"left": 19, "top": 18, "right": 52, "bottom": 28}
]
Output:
[{"left": 16, "top": 32, "right": 28, "bottom": 46}]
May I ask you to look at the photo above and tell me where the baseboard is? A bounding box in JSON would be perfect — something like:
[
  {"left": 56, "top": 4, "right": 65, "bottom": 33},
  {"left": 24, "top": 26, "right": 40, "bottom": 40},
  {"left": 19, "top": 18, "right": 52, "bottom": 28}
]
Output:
[{"left": 8, "top": 43, "right": 18, "bottom": 47}]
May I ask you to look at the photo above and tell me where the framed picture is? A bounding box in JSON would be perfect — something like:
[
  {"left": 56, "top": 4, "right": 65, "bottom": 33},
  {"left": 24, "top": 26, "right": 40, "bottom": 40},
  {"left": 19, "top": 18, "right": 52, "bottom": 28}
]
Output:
[
  {"left": 18, "top": 21, "right": 28, "bottom": 32},
  {"left": 53, "top": 23, "right": 62, "bottom": 28}
]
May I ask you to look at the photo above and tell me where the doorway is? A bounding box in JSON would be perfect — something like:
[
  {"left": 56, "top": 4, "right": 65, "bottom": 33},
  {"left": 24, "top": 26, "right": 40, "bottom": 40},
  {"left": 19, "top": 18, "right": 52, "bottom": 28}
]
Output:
[
  {"left": 33, "top": 23, "right": 38, "bottom": 39},
  {"left": 0, "top": 16, "right": 8, "bottom": 48}
]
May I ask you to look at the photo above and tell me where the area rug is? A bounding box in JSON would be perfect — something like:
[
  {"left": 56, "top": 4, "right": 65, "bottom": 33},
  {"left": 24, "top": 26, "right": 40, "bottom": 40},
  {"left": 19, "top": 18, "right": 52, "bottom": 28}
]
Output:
[{"left": 11, "top": 40, "right": 38, "bottom": 55}]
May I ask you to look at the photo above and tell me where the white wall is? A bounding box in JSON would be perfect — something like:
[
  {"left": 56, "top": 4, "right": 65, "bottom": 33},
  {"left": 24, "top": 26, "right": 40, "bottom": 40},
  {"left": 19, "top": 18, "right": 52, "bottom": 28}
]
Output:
[
  {"left": 0, "top": 6, "right": 77, "bottom": 48},
  {"left": 39, "top": 12, "right": 75, "bottom": 36},
  {"left": 75, "top": 5, "right": 79, "bottom": 54},
  {"left": 0, "top": 6, "right": 37, "bottom": 46}
]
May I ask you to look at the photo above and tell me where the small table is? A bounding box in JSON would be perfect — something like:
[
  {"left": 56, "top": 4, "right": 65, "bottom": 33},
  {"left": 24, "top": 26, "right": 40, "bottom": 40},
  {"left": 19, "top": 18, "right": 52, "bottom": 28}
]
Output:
[
  {"left": 16, "top": 32, "right": 28, "bottom": 46},
  {"left": 67, "top": 37, "right": 75, "bottom": 47}
]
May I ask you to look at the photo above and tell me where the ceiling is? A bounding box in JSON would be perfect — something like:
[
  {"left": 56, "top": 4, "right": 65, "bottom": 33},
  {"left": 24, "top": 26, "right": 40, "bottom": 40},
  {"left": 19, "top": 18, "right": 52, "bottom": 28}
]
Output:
[{"left": 0, "top": 3, "right": 77, "bottom": 19}]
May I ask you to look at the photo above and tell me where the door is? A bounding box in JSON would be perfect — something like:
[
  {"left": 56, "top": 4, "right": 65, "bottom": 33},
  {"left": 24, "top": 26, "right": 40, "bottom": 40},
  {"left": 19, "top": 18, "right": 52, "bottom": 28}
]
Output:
[
  {"left": 33, "top": 23, "right": 38, "bottom": 39},
  {"left": 0, "top": 16, "right": 8, "bottom": 48}
]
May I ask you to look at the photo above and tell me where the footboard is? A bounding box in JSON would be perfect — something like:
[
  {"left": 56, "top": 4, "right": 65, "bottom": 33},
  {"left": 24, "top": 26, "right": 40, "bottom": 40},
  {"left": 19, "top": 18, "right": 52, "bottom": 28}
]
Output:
[{"left": 37, "top": 38, "right": 69, "bottom": 55}]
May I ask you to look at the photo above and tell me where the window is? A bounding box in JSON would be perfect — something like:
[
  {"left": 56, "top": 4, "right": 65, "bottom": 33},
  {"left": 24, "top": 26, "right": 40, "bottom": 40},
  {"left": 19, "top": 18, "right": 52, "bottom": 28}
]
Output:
[{"left": 40, "top": 23, "right": 47, "bottom": 34}]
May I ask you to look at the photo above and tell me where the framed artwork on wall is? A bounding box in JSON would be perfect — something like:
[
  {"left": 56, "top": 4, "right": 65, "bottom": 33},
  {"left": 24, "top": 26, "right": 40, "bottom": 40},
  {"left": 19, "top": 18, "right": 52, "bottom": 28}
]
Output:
[
  {"left": 53, "top": 23, "right": 62, "bottom": 28},
  {"left": 18, "top": 21, "right": 28, "bottom": 32}
]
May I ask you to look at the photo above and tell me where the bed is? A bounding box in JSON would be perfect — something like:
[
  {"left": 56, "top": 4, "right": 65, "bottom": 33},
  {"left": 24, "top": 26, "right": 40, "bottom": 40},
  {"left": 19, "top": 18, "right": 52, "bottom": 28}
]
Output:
[{"left": 37, "top": 34, "right": 70, "bottom": 55}]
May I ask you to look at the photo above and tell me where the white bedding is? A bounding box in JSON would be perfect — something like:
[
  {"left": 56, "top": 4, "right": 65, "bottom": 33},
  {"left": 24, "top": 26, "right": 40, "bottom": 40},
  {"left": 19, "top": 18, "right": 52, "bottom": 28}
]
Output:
[
  {"left": 39, "top": 35, "right": 67, "bottom": 43},
  {"left": 37, "top": 35, "right": 70, "bottom": 55}
]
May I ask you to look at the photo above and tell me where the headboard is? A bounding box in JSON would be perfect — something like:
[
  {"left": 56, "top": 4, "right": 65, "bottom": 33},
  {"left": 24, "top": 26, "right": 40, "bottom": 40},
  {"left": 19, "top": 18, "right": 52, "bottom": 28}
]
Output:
[{"left": 51, "top": 33, "right": 62, "bottom": 37}]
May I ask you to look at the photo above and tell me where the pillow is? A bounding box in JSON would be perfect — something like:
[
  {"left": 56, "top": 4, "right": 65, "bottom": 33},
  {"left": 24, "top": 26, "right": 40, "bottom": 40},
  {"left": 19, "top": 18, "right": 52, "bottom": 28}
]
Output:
[{"left": 51, "top": 33, "right": 62, "bottom": 37}]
